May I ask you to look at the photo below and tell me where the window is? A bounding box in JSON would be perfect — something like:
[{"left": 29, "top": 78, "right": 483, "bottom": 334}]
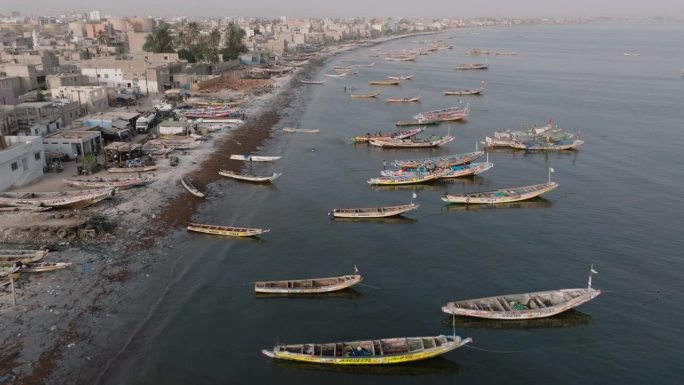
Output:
[
  {"left": 97, "top": 74, "right": 101, "bottom": 78},
  {"left": 34, "top": 152, "right": 41, "bottom": 160},
  {"left": 104, "top": 74, "right": 109, "bottom": 79},
  {"left": 11, "top": 162, "right": 18, "bottom": 171}
]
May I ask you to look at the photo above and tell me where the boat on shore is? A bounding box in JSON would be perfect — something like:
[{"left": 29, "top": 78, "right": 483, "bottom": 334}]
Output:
[
  {"left": 387, "top": 74, "right": 414, "bottom": 80},
  {"left": 442, "top": 266, "right": 601, "bottom": 319},
  {"left": 283, "top": 127, "right": 320, "bottom": 133},
  {"left": 386, "top": 96, "right": 421, "bottom": 103},
  {"left": 20, "top": 262, "right": 72, "bottom": 273},
  {"left": 63, "top": 176, "right": 151, "bottom": 189},
  {"left": 187, "top": 223, "right": 270, "bottom": 237},
  {"left": 369, "top": 135, "right": 454, "bottom": 149},
  {"left": 0, "top": 188, "right": 115, "bottom": 210},
  {"left": 352, "top": 128, "right": 424, "bottom": 143},
  {"left": 350, "top": 92, "right": 380, "bottom": 99},
  {"left": 300, "top": 80, "right": 326, "bottom": 84},
  {"left": 330, "top": 203, "right": 418, "bottom": 218},
  {"left": 107, "top": 166, "right": 157, "bottom": 173},
  {"left": 255, "top": 268, "right": 362, "bottom": 294},
  {"left": 218, "top": 170, "right": 282, "bottom": 183},
  {"left": 229, "top": 154, "right": 282, "bottom": 162},
  {"left": 455, "top": 63, "right": 489, "bottom": 70},
  {"left": 180, "top": 177, "right": 204, "bottom": 198},
  {"left": 444, "top": 81, "right": 486, "bottom": 96},
  {"left": 369, "top": 80, "right": 401, "bottom": 86},
  {"left": 392, "top": 151, "right": 484, "bottom": 168},
  {"left": 0, "top": 249, "right": 48, "bottom": 266},
  {"left": 442, "top": 182, "right": 558, "bottom": 204},
  {"left": 262, "top": 334, "right": 472, "bottom": 365}
]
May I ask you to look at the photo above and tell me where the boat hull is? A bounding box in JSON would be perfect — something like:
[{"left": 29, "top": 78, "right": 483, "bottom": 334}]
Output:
[
  {"left": 331, "top": 203, "right": 418, "bottom": 218},
  {"left": 255, "top": 275, "right": 362, "bottom": 294},
  {"left": 442, "top": 182, "right": 558, "bottom": 204},
  {"left": 187, "top": 224, "right": 269, "bottom": 237}
]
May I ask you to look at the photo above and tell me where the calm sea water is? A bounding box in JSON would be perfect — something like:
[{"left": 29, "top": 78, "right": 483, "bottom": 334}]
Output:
[{"left": 102, "top": 23, "right": 684, "bottom": 385}]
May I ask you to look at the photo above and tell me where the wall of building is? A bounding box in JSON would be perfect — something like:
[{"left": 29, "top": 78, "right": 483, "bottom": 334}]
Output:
[{"left": 0, "top": 135, "right": 45, "bottom": 191}]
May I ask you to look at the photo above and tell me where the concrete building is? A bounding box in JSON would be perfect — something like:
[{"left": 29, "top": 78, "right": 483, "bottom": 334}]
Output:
[
  {"left": 0, "top": 105, "right": 17, "bottom": 135},
  {"left": 0, "top": 63, "right": 44, "bottom": 92},
  {"left": 46, "top": 73, "right": 90, "bottom": 90},
  {"left": 79, "top": 57, "right": 177, "bottom": 94},
  {"left": 14, "top": 101, "right": 81, "bottom": 133},
  {"left": 0, "top": 135, "right": 45, "bottom": 191},
  {"left": 42, "top": 130, "right": 103, "bottom": 160},
  {"left": 52, "top": 86, "right": 108, "bottom": 113},
  {"left": 0, "top": 76, "right": 23, "bottom": 104}
]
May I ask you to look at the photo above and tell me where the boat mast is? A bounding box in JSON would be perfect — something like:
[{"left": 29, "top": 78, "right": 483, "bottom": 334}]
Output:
[
  {"left": 548, "top": 167, "right": 555, "bottom": 183},
  {"left": 588, "top": 264, "right": 598, "bottom": 290}
]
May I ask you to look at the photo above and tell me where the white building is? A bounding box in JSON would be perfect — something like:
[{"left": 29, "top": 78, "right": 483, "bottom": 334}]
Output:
[
  {"left": 42, "top": 130, "right": 103, "bottom": 161},
  {"left": 0, "top": 135, "right": 45, "bottom": 191},
  {"left": 52, "top": 86, "right": 108, "bottom": 114}
]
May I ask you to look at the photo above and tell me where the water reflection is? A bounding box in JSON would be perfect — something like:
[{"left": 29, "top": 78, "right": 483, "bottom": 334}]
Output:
[
  {"left": 270, "top": 356, "right": 463, "bottom": 376},
  {"left": 255, "top": 288, "right": 363, "bottom": 300},
  {"left": 441, "top": 198, "right": 553, "bottom": 212},
  {"left": 329, "top": 215, "right": 417, "bottom": 224},
  {"left": 442, "top": 309, "right": 592, "bottom": 330}
]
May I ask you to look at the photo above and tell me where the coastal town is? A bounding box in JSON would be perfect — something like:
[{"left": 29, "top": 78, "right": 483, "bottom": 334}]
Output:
[{"left": 0, "top": 6, "right": 679, "bottom": 385}]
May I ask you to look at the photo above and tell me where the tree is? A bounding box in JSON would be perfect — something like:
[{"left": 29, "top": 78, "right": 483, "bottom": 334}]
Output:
[
  {"left": 143, "top": 21, "right": 175, "bottom": 53},
  {"left": 221, "top": 23, "right": 247, "bottom": 61}
]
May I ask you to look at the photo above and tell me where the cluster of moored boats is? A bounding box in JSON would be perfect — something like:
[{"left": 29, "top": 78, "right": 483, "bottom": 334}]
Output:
[{"left": 485, "top": 121, "right": 584, "bottom": 150}]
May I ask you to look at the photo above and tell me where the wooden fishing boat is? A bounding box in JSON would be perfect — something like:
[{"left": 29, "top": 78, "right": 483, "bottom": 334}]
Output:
[
  {"left": 367, "top": 172, "right": 444, "bottom": 186},
  {"left": 283, "top": 127, "right": 320, "bottom": 133},
  {"left": 386, "top": 96, "right": 421, "bottom": 103},
  {"left": 392, "top": 151, "right": 484, "bottom": 168},
  {"left": 0, "top": 188, "right": 115, "bottom": 210},
  {"left": 20, "top": 262, "right": 72, "bottom": 273},
  {"left": 0, "top": 249, "right": 48, "bottom": 266},
  {"left": 324, "top": 73, "right": 348, "bottom": 78},
  {"left": 385, "top": 55, "right": 417, "bottom": 62},
  {"left": 0, "top": 265, "right": 20, "bottom": 278},
  {"left": 63, "top": 176, "right": 151, "bottom": 189},
  {"left": 444, "top": 81, "right": 486, "bottom": 96},
  {"left": 107, "top": 166, "right": 157, "bottom": 173},
  {"left": 442, "top": 267, "right": 601, "bottom": 319},
  {"left": 180, "top": 177, "right": 204, "bottom": 198},
  {"left": 255, "top": 269, "right": 362, "bottom": 294},
  {"left": 352, "top": 128, "right": 424, "bottom": 143},
  {"left": 369, "top": 135, "right": 454, "bottom": 149},
  {"left": 494, "top": 51, "right": 518, "bottom": 56},
  {"left": 355, "top": 63, "right": 375, "bottom": 67},
  {"left": 395, "top": 119, "right": 438, "bottom": 127},
  {"left": 0, "top": 272, "right": 20, "bottom": 287},
  {"left": 330, "top": 203, "right": 418, "bottom": 218},
  {"left": 387, "top": 74, "right": 414, "bottom": 80},
  {"left": 369, "top": 80, "right": 400, "bottom": 86},
  {"left": 485, "top": 136, "right": 584, "bottom": 150},
  {"left": 413, "top": 106, "right": 470, "bottom": 122},
  {"left": 218, "top": 170, "right": 282, "bottom": 183},
  {"left": 455, "top": 63, "right": 489, "bottom": 70},
  {"left": 300, "top": 80, "right": 326, "bottom": 84},
  {"left": 146, "top": 139, "right": 201, "bottom": 150},
  {"left": 441, "top": 182, "right": 558, "bottom": 204},
  {"left": 382, "top": 162, "right": 493, "bottom": 179},
  {"left": 350, "top": 92, "right": 380, "bottom": 99},
  {"left": 262, "top": 334, "right": 472, "bottom": 365},
  {"left": 230, "top": 154, "right": 282, "bottom": 162},
  {"left": 623, "top": 52, "right": 641, "bottom": 57},
  {"left": 187, "top": 223, "right": 270, "bottom": 237}
]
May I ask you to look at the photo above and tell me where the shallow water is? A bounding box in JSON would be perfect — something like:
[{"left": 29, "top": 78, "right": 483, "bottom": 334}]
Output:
[{"left": 103, "top": 23, "right": 684, "bottom": 385}]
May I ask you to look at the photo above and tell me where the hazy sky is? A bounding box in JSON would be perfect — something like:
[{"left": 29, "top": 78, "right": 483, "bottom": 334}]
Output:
[{"left": 4, "top": 0, "right": 684, "bottom": 19}]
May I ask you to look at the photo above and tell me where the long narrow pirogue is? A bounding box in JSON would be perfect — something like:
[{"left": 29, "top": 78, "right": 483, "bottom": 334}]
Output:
[
  {"left": 369, "top": 80, "right": 401, "bottom": 86},
  {"left": 382, "top": 162, "right": 493, "bottom": 179},
  {"left": 369, "top": 135, "right": 454, "bottom": 149},
  {"left": 262, "top": 334, "right": 472, "bottom": 364},
  {"left": 180, "top": 177, "right": 205, "bottom": 198},
  {"left": 441, "top": 182, "right": 558, "bottom": 204},
  {"left": 218, "top": 170, "right": 282, "bottom": 183},
  {"left": 392, "top": 151, "right": 484, "bottom": 168},
  {"left": 0, "top": 188, "right": 115, "bottom": 209},
  {"left": 107, "top": 166, "right": 157, "bottom": 173},
  {"left": 444, "top": 81, "right": 486, "bottom": 96},
  {"left": 350, "top": 92, "right": 380, "bottom": 99},
  {"left": 255, "top": 267, "right": 362, "bottom": 294},
  {"left": 353, "top": 128, "right": 424, "bottom": 143},
  {"left": 63, "top": 176, "right": 152, "bottom": 189},
  {"left": 330, "top": 203, "right": 419, "bottom": 218},
  {"left": 0, "top": 249, "right": 48, "bottom": 266},
  {"left": 442, "top": 266, "right": 601, "bottom": 319},
  {"left": 20, "top": 262, "right": 72, "bottom": 273},
  {"left": 368, "top": 171, "right": 445, "bottom": 186},
  {"left": 187, "top": 223, "right": 270, "bottom": 237}
]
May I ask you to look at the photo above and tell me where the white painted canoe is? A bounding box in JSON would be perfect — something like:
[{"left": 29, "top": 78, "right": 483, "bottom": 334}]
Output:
[
  {"left": 180, "top": 177, "right": 204, "bottom": 198},
  {"left": 218, "top": 170, "right": 282, "bottom": 183},
  {"left": 330, "top": 203, "right": 419, "bottom": 218},
  {"left": 441, "top": 182, "right": 558, "bottom": 204},
  {"left": 230, "top": 154, "right": 282, "bottom": 162},
  {"left": 255, "top": 272, "right": 362, "bottom": 294}
]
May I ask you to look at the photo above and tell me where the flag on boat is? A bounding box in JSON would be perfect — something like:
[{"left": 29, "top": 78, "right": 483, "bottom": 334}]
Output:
[
  {"left": 354, "top": 265, "right": 359, "bottom": 274},
  {"left": 591, "top": 267, "right": 598, "bottom": 274},
  {"left": 412, "top": 192, "right": 418, "bottom": 199},
  {"left": 549, "top": 167, "right": 555, "bottom": 173}
]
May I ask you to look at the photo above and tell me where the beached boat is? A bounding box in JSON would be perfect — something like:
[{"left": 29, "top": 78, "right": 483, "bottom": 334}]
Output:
[
  {"left": 218, "top": 170, "right": 282, "bottom": 183},
  {"left": 442, "top": 182, "right": 558, "bottom": 204},
  {"left": 255, "top": 268, "right": 362, "bottom": 294},
  {"left": 352, "top": 128, "right": 424, "bottom": 143},
  {"left": 442, "top": 266, "right": 601, "bottom": 319},
  {"left": 63, "top": 176, "right": 151, "bottom": 189},
  {"left": 369, "top": 80, "right": 401, "bottom": 86},
  {"left": 386, "top": 96, "right": 421, "bottom": 103},
  {"left": 367, "top": 172, "right": 444, "bottom": 186},
  {"left": 392, "top": 151, "right": 484, "bottom": 168},
  {"left": 180, "top": 177, "right": 204, "bottom": 198},
  {"left": 387, "top": 74, "right": 414, "bottom": 80},
  {"left": 283, "top": 127, "right": 320, "bottom": 133},
  {"left": 300, "top": 80, "right": 326, "bottom": 84},
  {"left": 369, "top": 135, "right": 454, "bottom": 149},
  {"left": 330, "top": 203, "right": 419, "bottom": 218},
  {"left": 187, "top": 223, "right": 270, "bottom": 237},
  {"left": 350, "top": 92, "right": 380, "bottom": 99},
  {"left": 444, "top": 81, "right": 486, "bottom": 96},
  {"left": 395, "top": 119, "right": 438, "bottom": 127},
  {"left": 455, "top": 63, "right": 489, "bottom": 70},
  {"left": 0, "top": 249, "right": 48, "bottom": 266},
  {"left": 230, "top": 154, "right": 282, "bottom": 162},
  {"left": 20, "top": 262, "right": 72, "bottom": 273},
  {"left": 0, "top": 188, "right": 115, "bottom": 210},
  {"left": 262, "top": 334, "right": 472, "bottom": 365},
  {"left": 107, "top": 166, "right": 157, "bottom": 173},
  {"left": 146, "top": 139, "right": 201, "bottom": 150}
]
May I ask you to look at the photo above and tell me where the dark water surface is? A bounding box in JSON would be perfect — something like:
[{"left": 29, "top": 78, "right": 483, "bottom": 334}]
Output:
[{"left": 103, "top": 23, "right": 684, "bottom": 385}]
